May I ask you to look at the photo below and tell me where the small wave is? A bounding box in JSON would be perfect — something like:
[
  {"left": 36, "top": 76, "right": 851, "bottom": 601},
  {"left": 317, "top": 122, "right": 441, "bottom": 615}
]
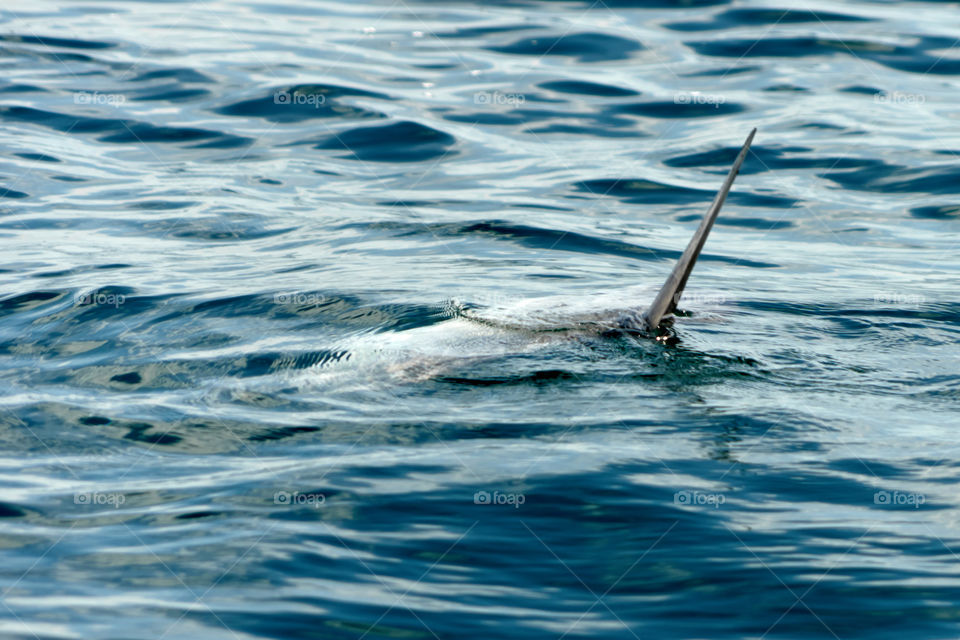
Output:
[
  {"left": 316, "top": 120, "right": 456, "bottom": 162},
  {"left": 487, "top": 32, "right": 644, "bottom": 62},
  {"left": 538, "top": 80, "right": 640, "bottom": 97},
  {"left": 574, "top": 178, "right": 798, "bottom": 208},
  {"left": 666, "top": 8, "right": 870, "bottom": 32}
]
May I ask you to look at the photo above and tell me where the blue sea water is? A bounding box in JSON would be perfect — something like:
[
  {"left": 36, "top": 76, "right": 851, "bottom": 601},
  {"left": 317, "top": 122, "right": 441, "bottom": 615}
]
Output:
[{"left": 2, "top": 0, "right": 960, "bottom": 638}]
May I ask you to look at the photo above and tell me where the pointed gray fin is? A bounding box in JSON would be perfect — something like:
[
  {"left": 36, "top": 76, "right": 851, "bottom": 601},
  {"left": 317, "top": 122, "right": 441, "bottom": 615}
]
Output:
[{"left": 641, "top": 128, "right": 756, "bottom": 332}]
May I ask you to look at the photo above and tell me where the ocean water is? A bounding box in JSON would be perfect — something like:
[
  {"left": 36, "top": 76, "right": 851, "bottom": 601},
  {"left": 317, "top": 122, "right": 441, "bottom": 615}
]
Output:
[{"left": 2, "top": 0, "right": 960, "bottom": 638}]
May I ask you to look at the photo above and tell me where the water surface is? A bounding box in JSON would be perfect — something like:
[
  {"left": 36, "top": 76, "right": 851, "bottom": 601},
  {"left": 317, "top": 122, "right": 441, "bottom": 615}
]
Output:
[{"left": 1, "top": 0, "right": 960, "bottom": 638}]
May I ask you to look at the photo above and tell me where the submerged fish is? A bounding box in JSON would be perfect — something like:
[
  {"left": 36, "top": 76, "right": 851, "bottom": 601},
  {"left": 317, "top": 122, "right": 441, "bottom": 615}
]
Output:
[{"left": 324, "top": 129, "right": 756, "bottom": 383}]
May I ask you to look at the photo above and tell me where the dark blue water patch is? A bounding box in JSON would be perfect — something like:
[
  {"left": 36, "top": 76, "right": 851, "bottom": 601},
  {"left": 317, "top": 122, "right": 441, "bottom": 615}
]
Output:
[
  {"left": 615, "top": 100, "right": 745, "bottom": 118},
  {"left": 248, "top": 425, "right": 321, "bottom": 442},
  {"left": 137, "top": 217, "right": 294, "bottom": 241},
  {"left": 688, "top": 35, "right": 960, "bottom": 75},
  {"left": 443, "top": 101, "right": 640, "bottom": 131},
  {"left": 665, "top": 7, "right": 871, "bottom": 32},
  {"left": 14, "top": 152, "right": 60, "bottom": 162},
  {"left": 823, "top": 162, "right": 960, "bottom": 195},
  {"left": 0, "top": 291, "right": 65, "bottom": 317},
  {"left": 763, "top": 84, "right": 808, "bottom": 92},
  {"left": 227, "top": 471, "right": 949, "bottom": 638},
  {"left": 738, "top": 301, "right": 960, "bottom": 325},
  {"left": 216, "top": 84, "right": 389, "bottom": 123},
  {"left": 487, "top": 32, "right": 644, "bottom": 62},
  {"left": 123, "top": 422, "right": 182, "bottom": 446},
  {"left": 592, "top": 0, "right": 728, "bottom": 5},
  {"left": 910, "top": 205, "right": 960, "bottom": 219},
  {"left": 482, "top": 0, "right": 729, "bottom": 5},
  {"left": 438, "top": 369, "right": 577, "bottom": 386},
  {"left": 4, "top": 47, "right": 97, "bottom": 64},
  {"left": 0, "top": 83, "right": 48, "bottom": 93},
  {"left": 0, "top": 34, "right": 116, "bottom": 50},
  {"left": 111, "top": 371, "right": 142, "bottom": 384},
  {"left": 573, "top": 179, "right": 798, "bottom": 208},
  {"left": 70, "top": 287, "right": 156, "bottom": 317},
  {"left": 239, "top": 349, "right": 350, "bottom": 377},
  {"left": 443, "top": 111, "right": 528, "bottom": 126},
  {"left": 129, "top": 199, "right": 198, "bottom": 211},
  {"left": 188, "top": 135, "right": 252, "bottom": 149},
  {"left": 175, "top": 510, "right": 224, "bottom": 520},
  {"left": 524, "top": 123, "right": 648, "bottom": 137},
  {"left": 435, "top": 24, "right": 544, "bottom": 39},
  {"left": 757, "top": 466, "right": 937, "bottom": 510},
  {"left": 665, "top": 144, "right": 879, "bottom": 175},
  {"left": 316, "top": 120, "right": 456, "bottom": 162},
  {"left": 675, "top": 213, "right": 794, "bottom": 230},
  {"left": 342, "top": 218, "right": 775, "bottom": 267},
  {"left": 100, "top": 122, "right": 234, "bottom": 144},
  {"left": 456, "top": 221, "right": 778, "bottom": 268},
  {"left": 0, "top": 187, "right": 28, "bottom": 199},
  {"left": 840, "top": 85, "right": 882, "bottom": 95},
  {"left": 412, "top": 62, "right": 460, "bottom": 70},
  {"left": 682, "top": 64, "right": 761, "bottom": 77},
  {"left": 538, "top": 80, "right": 639, "bottom": 97},
  {"left": 173, "top": 292, "right": 450, "bottom": 335},
  {"left": 0, "top": 502, "right": 27, "bottom": 518},
  {"left": 128, "top": 68, "right": 214, "bottom": 84},
  {"left": 34, "top": 263, "right": 132, "bottom": 279},
  {"left": 375, "top": 199, "right": 458, "bottom": 208},
  {"left": 688, "top": 36, "right": 862, "bottom": 59},
  {"left": 0, "top": 106, "right": 120, "bottom": 133},
  {"left": 129, "top": 86, "right": 210, "bottom": 102},
  {"left": 509, "top": 202, "right": 576, "bottom": 212},
  {"left": 0, "top": 105, "right": 251, "bottom": 148},
  {"left": 827, "top": 457, "right": 916, "bottom": 480}
]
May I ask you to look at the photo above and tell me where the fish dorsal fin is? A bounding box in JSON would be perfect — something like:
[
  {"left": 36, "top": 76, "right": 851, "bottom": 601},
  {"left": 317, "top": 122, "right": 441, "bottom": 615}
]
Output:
[{"left": 641, "top": 128, "right": 756, "bottom": 332}]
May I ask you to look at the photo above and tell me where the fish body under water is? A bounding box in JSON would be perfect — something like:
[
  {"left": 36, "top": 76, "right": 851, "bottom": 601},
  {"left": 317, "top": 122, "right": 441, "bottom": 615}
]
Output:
[{"left": 324, "top": 129, "right": 756, "bottom": 383}]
